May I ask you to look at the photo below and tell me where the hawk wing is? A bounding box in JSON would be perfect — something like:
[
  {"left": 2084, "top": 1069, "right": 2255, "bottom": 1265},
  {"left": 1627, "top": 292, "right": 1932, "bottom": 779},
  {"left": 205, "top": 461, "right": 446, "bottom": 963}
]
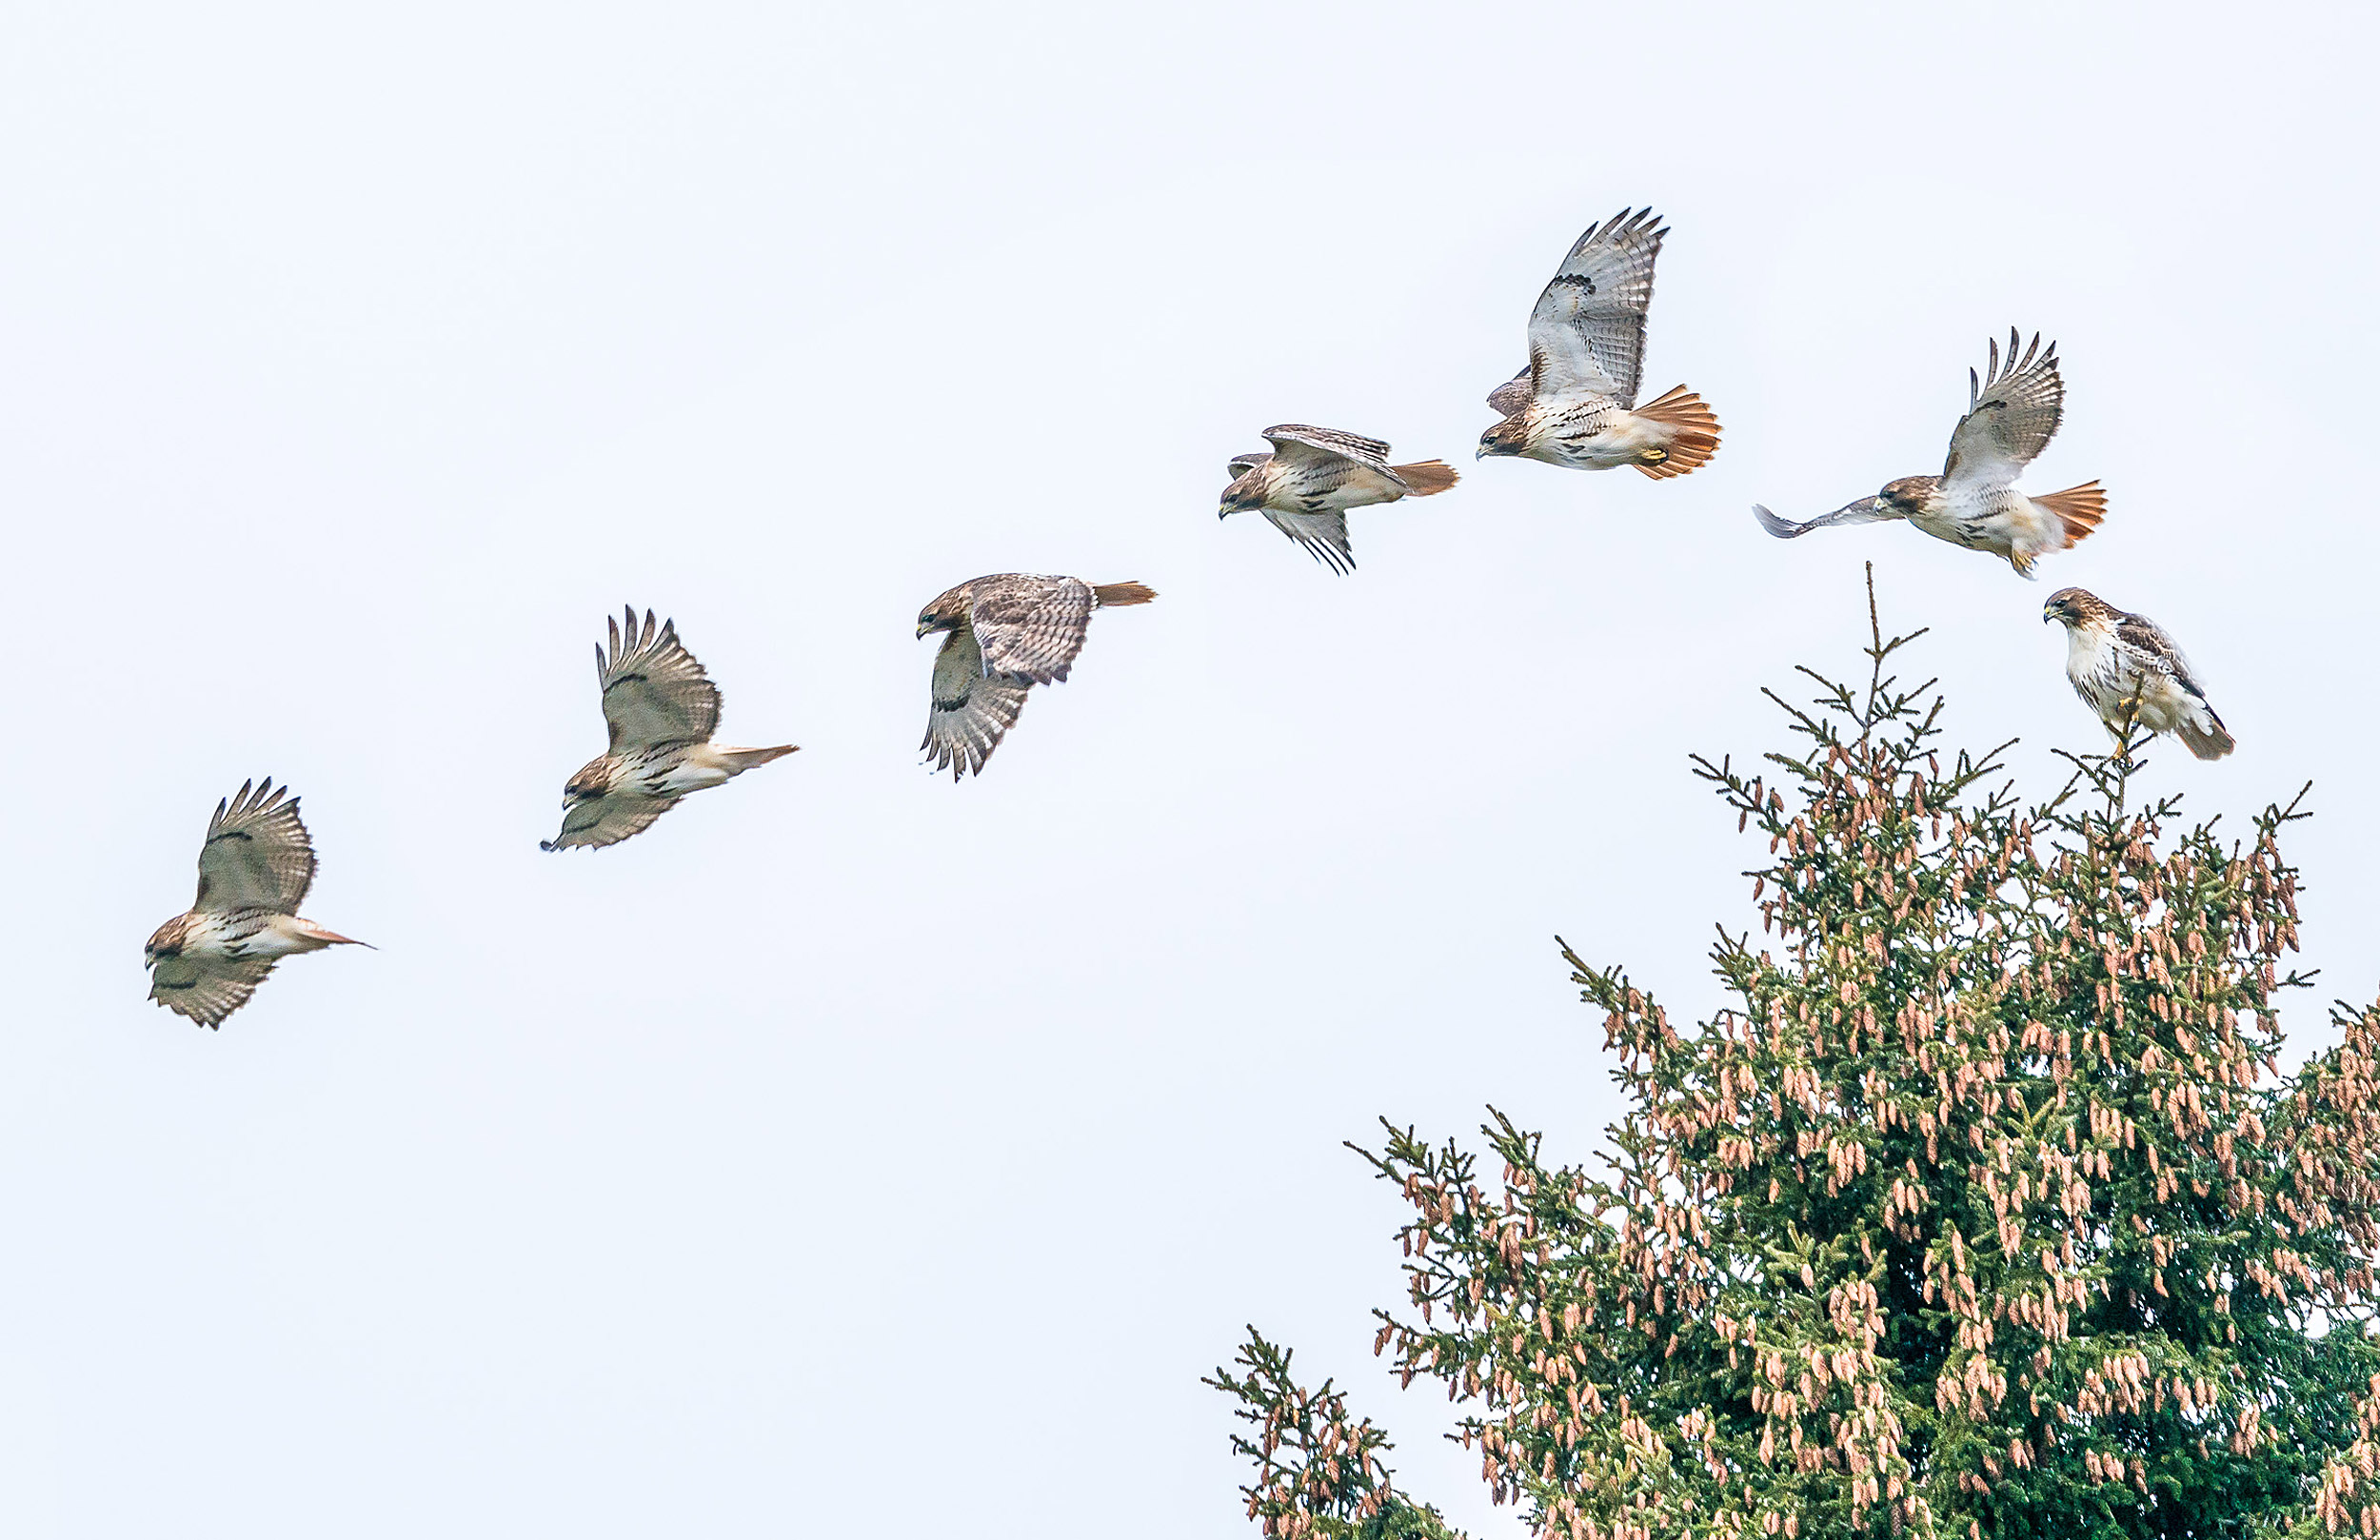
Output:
[
  {"left": 1485, "top": 367, "right": 1534, "bottom": 416},
  {"left": 149, "top": 955, "right": 277, "bottom": 1030},
  {"left": 923, "top": 625, "right": 1030, "bottom": 780},
  {"left": 964, "top": 575, "right": 1097, "bottom": 685},
  {"left": 193, "top": 779, "right": 315, "bottom": 914},
  {"left": 2113, "top": 613, "right": 2207, "bottom": 698},
  {"left": 1227, "top": 450, "right": 1271, "bottom": 480},
  {"left": 1261, "top": 424, "right": 1394, "bottom": 472},
  {"left": 1523, "top": 208, "right": 1665, "bottom": 408},
  {"left": 1751, "top": 502, "right": 1896, "bottom": 540},
  {"left": 1942, "top": 329, "right": 2064, "bottom": 493},
  {"left": 541, "top": 794, "right": 682, "bottom": 852},
  {"left": 1262, "top": 510, "right": 1356, "bottom": 574},
  {"left": 599, "top": 606, "right": 721, "bottom": 752}
]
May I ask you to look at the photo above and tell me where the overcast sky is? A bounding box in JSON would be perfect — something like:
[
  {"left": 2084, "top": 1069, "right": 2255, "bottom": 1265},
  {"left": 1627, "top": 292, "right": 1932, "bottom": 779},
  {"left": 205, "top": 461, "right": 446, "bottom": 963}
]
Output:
[{"left": 5, "top": 4, "right": 2377, "bottom": 1536}]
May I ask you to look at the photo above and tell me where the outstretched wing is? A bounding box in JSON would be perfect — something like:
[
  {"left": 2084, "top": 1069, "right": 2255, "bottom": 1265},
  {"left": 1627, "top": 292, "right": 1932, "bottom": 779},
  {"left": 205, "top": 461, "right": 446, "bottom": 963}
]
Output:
[
  {"left": 1751, "top": 503, "right": 1894, "bottom": 540},
  {"left": 194, "top": 779, "right": 316, "bottom": 914},
  {"left": 1942, "top": 329, "right": 2065, "bottom": 493},
  {"left": 965, "top": 575, "right": 1097, "bottom": 685},
  {"left": 149, "top": 955, "right": 277, "bottom": 1030},
  {"left": 923, "top": 625, "right": 1030, "bottom": 780},
  {"left": 1523, "top": 208, "right": 1665, "bottom": 408},
  {"left": 1485, "top": 367, "right": 1535, "bottom": 416},
  {"left": 1262, "top": 509, "right": 1356, "bottom": 574},
  {"left": 541, "top": 794, "right": 682, "bottom": 852},
  {"left": 599, "top": 606, "right": 721, "bottom": 752},
  {"left": 1261, "top": 424, "right": 1393, "bottom": 472}
]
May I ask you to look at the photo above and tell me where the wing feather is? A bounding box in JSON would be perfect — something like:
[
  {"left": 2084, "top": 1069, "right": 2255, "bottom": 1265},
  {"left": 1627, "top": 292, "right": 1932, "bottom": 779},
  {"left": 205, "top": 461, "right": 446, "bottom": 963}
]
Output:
[
  {"left": 1262, "top": 509, "right": 1356, "bottom": 574},
  {"left": 1942, "top": 329, "right": 2065, "bottom": 492},
  {"left": 1261, "top": 424, "right": 1393, "bottom": 470},
  {"left": 2113, "top": 612, "right": 2206, "bottom": 698},
  {"left": 600, "top": 606, "right": 721, "bottom": 752},
  {"left": 1522, "top": 208, "right": 1665, "bottom": 407},
  {"left": 149, "top": 955, "right": 277, "bottom": 1030},
  {"left": 965, "top": 576, "right": 1097, "bottom": 685},
  {"left": 922, "top": 626, "right": 1030, "bottom": 780},
  {"left": 541, "top": 794, "right": 682, "bottom": 852},
  {"left": 194, "top": 780, "right": 316, "bottom": 914}
]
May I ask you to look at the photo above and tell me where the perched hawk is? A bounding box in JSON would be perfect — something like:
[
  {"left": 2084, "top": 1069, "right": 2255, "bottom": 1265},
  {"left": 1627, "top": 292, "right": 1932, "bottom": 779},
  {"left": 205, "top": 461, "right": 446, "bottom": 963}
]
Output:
[
  {"left": 543, "top": 606, "right": 797, "bottom": 851},
  {"left": 145, "top": 780, "right": 366, "bottom": 1029},
  {"left": 1753, "top": 329, "right": 2106, "bottom": 577},
  {"left": 914, "top": 574, "right": 1156, "bottom": 779},
  {"left": 1218, "top": 425, "right": 1458, "bottom": 574},
  {"left": 2044, "top": 588, "right": 2233, "bottom": 760},
  {"left": 1476, "top": 208, "right": 1720, "bottom": 478}
]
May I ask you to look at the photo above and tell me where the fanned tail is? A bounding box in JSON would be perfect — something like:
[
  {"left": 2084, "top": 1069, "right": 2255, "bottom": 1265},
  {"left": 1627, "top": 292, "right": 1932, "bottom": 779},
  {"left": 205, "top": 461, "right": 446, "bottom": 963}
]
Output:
[
  {"left": 1630, "top": 385, "right": 1721, "bottom": 480},
  {"left": 1092, "top": 582, "right": 1157, "bottom": 607},
  {"left": 1390, "top": 460, "right": 1459, "bottom": 497},
  {"left": 2033, "top": 481, "right": 2107, "bottom": 548}
]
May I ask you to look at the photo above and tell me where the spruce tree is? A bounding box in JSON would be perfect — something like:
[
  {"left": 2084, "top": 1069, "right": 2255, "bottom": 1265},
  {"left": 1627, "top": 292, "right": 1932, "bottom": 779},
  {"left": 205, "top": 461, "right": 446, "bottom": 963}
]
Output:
[{"left": 1218, "top": 577, "right": 2380, "bottom": 1539}]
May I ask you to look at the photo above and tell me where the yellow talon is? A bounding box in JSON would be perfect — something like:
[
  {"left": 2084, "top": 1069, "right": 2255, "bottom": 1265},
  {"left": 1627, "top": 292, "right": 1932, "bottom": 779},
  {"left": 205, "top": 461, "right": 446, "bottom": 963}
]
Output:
[{"left": 1640, "top": 447, "right": 1668, "bottom": 463}]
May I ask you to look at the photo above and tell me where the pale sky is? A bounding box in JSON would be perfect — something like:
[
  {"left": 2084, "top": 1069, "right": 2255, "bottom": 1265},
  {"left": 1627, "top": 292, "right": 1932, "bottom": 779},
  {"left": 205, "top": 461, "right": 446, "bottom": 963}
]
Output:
[{"left": 5, "top": 4, "right": 2377, "bottom": 1536}]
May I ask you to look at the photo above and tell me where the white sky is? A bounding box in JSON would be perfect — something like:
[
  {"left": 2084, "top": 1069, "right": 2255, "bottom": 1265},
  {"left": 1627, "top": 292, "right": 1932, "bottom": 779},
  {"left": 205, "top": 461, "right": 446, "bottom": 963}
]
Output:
[{"left": 4, "top": 4, "right": 2376, "bottom": 1535}]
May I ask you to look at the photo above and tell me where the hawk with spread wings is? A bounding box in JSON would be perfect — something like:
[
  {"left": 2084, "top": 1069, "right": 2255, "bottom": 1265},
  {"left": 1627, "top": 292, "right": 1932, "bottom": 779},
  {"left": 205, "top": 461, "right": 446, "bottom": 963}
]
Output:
[
  {"left": 1218, "top": 425, "right": 1458, "bottom": 574},
  {"left": 1476, "top": 208, "right": 1720, "bottom": 478},
  {"left": 1753, "top": 329, "right": 2106, "bottom": 577},
  {"left": 543, "top": 606, "right": 797, "bottom": 851},
  {"left": 2044, "top": 588, "right": 2233, "bottom": 760},
  {"left": 915, "top": 575, "right": 1156, "bottom": 779},
  {"left": 145, "top": 780, "right": 367, "bottom": 1029}
]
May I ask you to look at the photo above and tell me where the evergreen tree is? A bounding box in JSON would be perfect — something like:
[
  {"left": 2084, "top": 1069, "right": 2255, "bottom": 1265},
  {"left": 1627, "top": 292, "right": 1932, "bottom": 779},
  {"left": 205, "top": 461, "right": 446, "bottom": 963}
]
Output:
[{"left": 1220, "top": 578, "right": 2380, "bottom": 1539}]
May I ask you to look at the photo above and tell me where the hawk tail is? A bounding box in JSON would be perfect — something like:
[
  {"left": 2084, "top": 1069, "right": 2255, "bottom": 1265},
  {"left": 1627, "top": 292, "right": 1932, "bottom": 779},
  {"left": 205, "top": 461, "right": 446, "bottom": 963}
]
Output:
[
  {"left": 1092, "top": 582, "right": 1158, "bottom": 607},
  {"left": 1391, "top": 460, "right": 1459, "bottom": 497},
  {"left": 293, "top": 919, "right": 370, "bottom": 949},
  {"left": 719, "top": 744, "right": 800, "bottom": 774},
  {"left": 2177, "top": 708, "right": 2235, "bottom": 762},
  {"left": 2033, "top": 481, "right": 2107, "bottom": 548},
  {"left": 1630, "top": 386, "right": 1721, "bottom": 480}
]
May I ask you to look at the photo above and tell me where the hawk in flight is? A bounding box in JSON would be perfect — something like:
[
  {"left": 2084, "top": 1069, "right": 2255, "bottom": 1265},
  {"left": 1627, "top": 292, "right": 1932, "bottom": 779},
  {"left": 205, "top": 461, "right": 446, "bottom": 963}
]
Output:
[
  {"left": 1476, "top": 207, "right": 1720, "bottom": 478},
  {"left": 1218, "top": 425, "right": 1458, "bottom": 574},
  {"left": 1753, "top": 329, "right": 2106, "bottom": 576},
  {"left": 145, "top": 780, "right": 366, "bottom": 1029},
  {"left": 543, "top": 606, "right": 797, "bottom": 851},
  {"left": 915, "top": 574, "right": 1156, "bottom": 779},
  {"left": 2044, "top": 588, "right": 2234, "bottom": 760}
]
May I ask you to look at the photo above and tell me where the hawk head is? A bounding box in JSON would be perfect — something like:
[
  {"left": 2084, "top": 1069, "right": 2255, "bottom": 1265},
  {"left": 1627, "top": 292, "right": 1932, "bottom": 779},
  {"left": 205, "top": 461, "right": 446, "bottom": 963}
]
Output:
[
  {"left": 2042, "top": 587, "right": 2111, "bottom": 629},
  {"left": 1218, "top": 467, "right": 1265, "bottom": 520},
  {"left": 562, "top": 756, "right": 620, "bottom": 804},
  {"left": 916, "top": 583, "right": 971, "bottom": 639},
  {"left": 1476, "top": 413, "right": 1531, "bottom": 461},
  {"left": 1876, "top": 476, "right": 1940, "bottom": 515},
  {"left": 144, "top": 913, "right": 192, "bottom": 965}
]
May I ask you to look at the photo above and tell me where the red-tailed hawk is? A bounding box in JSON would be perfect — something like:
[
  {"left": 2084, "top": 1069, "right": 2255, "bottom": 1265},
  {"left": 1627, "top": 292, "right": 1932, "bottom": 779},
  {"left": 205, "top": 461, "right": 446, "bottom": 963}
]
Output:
[
  {"left": 914, "top": 575, "right": 1156, "bottom": 779},
  {"left": 1476, "top": 208, "right": 1720, "bottom": 478},
  {"left": 1754, "top": 329, "right": 2106, "bottom": 577},
  {"left": 2044, "top": 587, "right": 2233, "bottom": 760},
  {"left": 544, "top": 606, "right": 797, "bottom": 851},
  {"left": 1219, "top": 425, "right": 1458, "bottom": 574},
  {"left": 145, "top": 780, "right": 367, "bottom": 1029}
]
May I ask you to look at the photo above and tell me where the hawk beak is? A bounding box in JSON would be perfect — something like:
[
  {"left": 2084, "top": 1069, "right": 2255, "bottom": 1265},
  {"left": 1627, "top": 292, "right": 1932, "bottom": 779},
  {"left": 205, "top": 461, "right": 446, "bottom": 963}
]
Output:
[
  {"left": 1474, "top": 446, "right": 1489, "bottom": 461},
  {"left": 915, "top": 621, "right": 931, "bottom": 639}
]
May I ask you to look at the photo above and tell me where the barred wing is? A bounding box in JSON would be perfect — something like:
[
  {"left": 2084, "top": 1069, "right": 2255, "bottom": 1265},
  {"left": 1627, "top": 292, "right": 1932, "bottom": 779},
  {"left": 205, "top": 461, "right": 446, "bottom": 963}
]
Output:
[
  {"left": 965, "top": 575, "right": 1097, "bottom": 685},
  {"left": 600, "top": 606, "right": 721, "bottom": 752},
  {"left": 149, "top": 955, "right": 276, "bottom": 1030},
  {"left": 194, "top": 779, "right": 315, "bottom": 914},
  {"left": 1942, "top": 329, "right": 2065, "bottom": 494},
  {"left": 1524, "top": 207, "right": 1665, "bottom": 407},
  {"left": 923, "top": 626, "right": 1029, "bottom": 780}
]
